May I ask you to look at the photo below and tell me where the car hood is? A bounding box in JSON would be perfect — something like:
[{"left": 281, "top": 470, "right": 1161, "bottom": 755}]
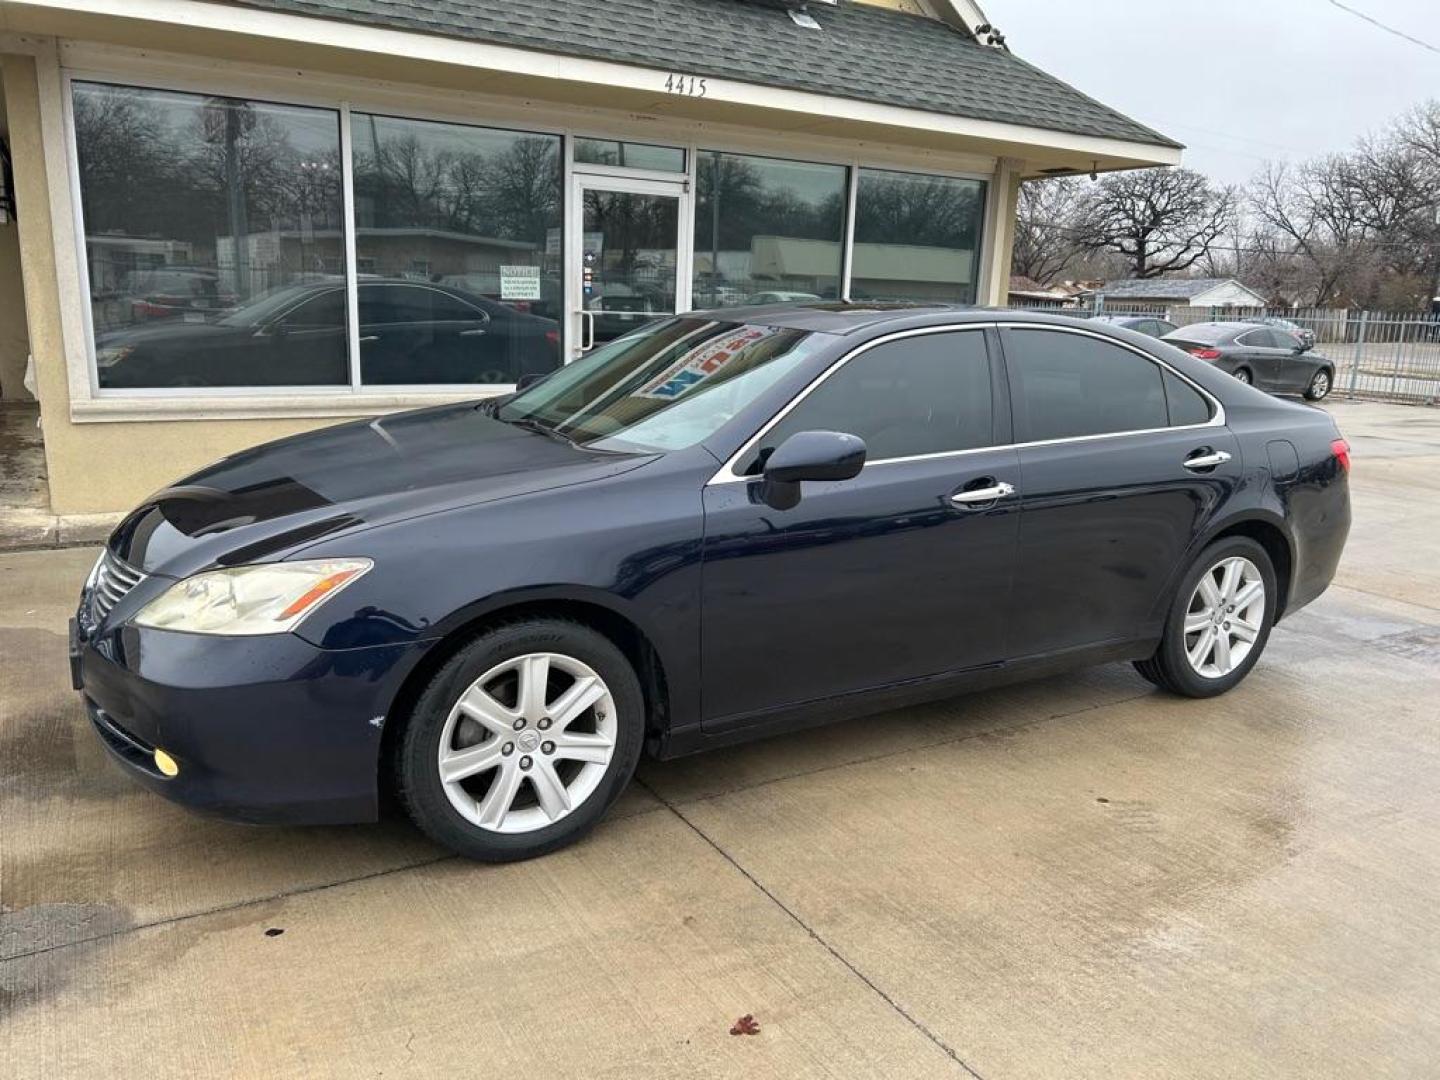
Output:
[{"left": 110, "top": 402, "right": 654, "bottom": 577}]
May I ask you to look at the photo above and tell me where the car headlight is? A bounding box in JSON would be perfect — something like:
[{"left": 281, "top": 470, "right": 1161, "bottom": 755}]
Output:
[
  {"left": 133, "top": 559, "right": 373, "bottom": 635},
  {"left": 95, "top": 344, "right": 135, "bottom": 369}
]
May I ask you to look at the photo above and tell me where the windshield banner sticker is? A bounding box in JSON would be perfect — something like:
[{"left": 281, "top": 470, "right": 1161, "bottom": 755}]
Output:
[{"left": 636, "top": 326, "right": 773, "bottom": 400}]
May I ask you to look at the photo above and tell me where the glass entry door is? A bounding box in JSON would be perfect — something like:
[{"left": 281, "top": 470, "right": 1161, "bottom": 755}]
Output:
[{"left": 572, "top": 176, "right": 688, "bottom": 355}]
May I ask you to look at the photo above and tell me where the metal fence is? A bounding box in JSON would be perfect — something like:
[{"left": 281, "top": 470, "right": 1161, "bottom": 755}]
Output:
[{"left": 1008, "top": 296, "right": 1440, "bottom": 406}]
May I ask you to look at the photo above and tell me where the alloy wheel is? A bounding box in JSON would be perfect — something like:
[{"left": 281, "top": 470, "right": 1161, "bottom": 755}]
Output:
[
  {"left": 1311, "top": 370, "right": 1330, "bottom": 398},
  {"left": 437, "top": 652, "right": 617, "bottom": 834},
  {"left": 1234, "top": 369, "right": 1252, "bottom": 384},
  {"left": 1183, "top": 556, "right": 1265, "bottom": 679}
]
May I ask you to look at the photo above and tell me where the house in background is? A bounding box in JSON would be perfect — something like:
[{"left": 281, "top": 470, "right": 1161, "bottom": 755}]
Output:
[
  {"left": 0, "top": 0, "right": 1180, "bottom": 515},
  {"left": 1093, "top": 277, "right": 1268, "bottom": 310}
]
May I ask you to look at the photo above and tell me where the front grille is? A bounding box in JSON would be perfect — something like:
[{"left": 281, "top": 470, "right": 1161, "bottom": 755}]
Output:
[{"left": 83, "top": 549, "right": 146, "bottom": 632}]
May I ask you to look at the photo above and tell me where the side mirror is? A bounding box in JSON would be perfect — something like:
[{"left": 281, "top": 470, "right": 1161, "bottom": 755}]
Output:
[
  {"left": 1295, "top": 342, "right": 1310, "bottom": 354},
  {"left": 760, "top": 430, "right": 866, "bottom": 510}
]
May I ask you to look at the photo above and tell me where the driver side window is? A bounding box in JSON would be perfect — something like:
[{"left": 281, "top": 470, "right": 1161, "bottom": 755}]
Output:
[{"left": 743, "top": 330, "right": 995, "bottom": 474}]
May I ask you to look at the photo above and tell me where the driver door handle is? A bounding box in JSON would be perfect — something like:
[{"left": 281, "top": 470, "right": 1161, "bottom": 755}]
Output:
[
  {"left": 950, "top": 481, "right": 1016, "bottom": 506},
  {"left": 1183, "top": 449, "right": 1232, "bottom": 470}
]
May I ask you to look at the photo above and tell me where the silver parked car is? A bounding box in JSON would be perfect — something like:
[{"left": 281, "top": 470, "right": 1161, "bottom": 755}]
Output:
[{"left": 1162, "top": 321, "right": 1334, "bottom": 400}]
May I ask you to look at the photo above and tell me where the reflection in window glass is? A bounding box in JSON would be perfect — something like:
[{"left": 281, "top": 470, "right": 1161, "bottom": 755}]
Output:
[
  {"left": 1007, "top": 329, "right": 1168, "bottom": 441},
  {"left": 692, "top": 151, "right": 847, "bottom": 309},
  {"left": 499, "top": 318, "right": 823, "bottom": 452},
  {"left": 744, "top": 331, "right": 993, "bottom": 472},
  {"left": 352, "top": 114, "right": 563, "bottom": 384},
  {"left": 73, "top": 82, "right": 348, "bottom": 388},
  {"left": 574, "top": 139, "right": 685, "bottom": 173},
  {"left": 852, "top": 168, "right": 987, "bottom": 303}
]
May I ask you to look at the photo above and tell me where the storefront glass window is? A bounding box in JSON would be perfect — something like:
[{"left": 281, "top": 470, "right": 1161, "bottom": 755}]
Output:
[
  {"left": 852, "top": 168, "right": 987, "bottom": 303},
  {"left": 692, "top": 151, "right": 847, "bottom": 309},
  {"left": 574, "top": 139, "right": 685, "bottom": 173},
  {"left": 351, "top": 114, "right": 563, "bottom": 384},
  {"left": 73, "top": 82, "right": 348, "bottom": 389}
]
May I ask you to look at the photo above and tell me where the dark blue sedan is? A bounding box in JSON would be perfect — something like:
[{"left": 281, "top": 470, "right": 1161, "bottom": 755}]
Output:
[{"left": 73, "top": 304, "right": 1352, "bottom": 861}]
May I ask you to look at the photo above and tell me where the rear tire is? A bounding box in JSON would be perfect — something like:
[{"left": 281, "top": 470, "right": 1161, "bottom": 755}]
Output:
[
  {"left": 1233, "top": 367, "right": 1253, "bottom": 385},
  {"left": 1304, "top": 367, "right": 1333, "bottom": 401},
  {"left": 1134, "top": 537, "right": 1277, "bottom": 698},
  {"left": 394, "top": 619, "right": 645, "bottom": 861}
]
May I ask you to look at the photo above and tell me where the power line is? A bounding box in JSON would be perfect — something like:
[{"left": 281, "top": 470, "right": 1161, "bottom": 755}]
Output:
[{"left": 1324, "top": 0, "right": 1440, "bottom": 55}]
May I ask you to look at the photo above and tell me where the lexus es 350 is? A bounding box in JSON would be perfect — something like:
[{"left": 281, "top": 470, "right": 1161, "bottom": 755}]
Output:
[{"left": 72, "top": 305, "right": 1352, "bottom": 861}]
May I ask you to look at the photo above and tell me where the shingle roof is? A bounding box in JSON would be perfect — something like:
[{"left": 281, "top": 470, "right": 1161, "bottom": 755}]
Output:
[
  {"left": 223, "top": 0, "right": 1180, "bottom": 149},
  {"left": 1099, "top": 278, "right": 1260, "bottom": 300}
]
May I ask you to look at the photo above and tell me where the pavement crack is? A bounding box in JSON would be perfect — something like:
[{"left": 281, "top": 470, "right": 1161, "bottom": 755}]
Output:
[{"left": 636, "top": 777, "right": 987, "bottom": 1080}]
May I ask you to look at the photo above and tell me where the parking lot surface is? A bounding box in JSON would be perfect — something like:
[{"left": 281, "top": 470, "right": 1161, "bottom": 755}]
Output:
[{"left": 3, "top": 399, "right": 1439, "bottom": 1078}]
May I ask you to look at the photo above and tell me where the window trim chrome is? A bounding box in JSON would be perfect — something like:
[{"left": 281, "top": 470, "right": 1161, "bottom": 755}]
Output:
[{"left": 706, "top": 321, "right": 1227, "bottom": 486}]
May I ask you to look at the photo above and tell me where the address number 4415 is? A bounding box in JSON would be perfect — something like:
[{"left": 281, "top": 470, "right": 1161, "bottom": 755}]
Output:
[{"left": 664, "top": 74, "right": 708, "bottom": 98}]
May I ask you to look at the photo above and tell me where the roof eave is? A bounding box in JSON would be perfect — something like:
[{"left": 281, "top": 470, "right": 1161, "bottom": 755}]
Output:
[{"left": 0, "top": 0, "right": 1182, "bottom": 170}]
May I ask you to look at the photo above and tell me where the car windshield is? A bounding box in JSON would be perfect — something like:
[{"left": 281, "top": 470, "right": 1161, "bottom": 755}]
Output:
[
  {"left": 497, "top": 318, "right": 825, "bottom": 453},
  {"left": 215, "top": 281, "right": 341, "bottom": 328}
]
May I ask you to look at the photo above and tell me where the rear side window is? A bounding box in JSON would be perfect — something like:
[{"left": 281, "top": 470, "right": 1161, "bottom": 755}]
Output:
[
  {"left": 1237, "top": 329, "right": 1275, "bottom": 348},
  {"left": 745, "top": 330, "right": 993, "bottom": 472},
  {"left": 1163, "top": 370, "right": 1212, "bottom": 426},
  {"left": 1005, "top": 329, "right": 1168, "bottom": 441}
]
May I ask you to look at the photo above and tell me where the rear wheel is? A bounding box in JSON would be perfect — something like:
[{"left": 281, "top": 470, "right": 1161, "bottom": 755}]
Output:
[
  {"left": 395, "top": 619, "right": 645, "bottom": 861},
  {"left": 1304, "top": 367, "right": 1332, "bottom": 401},
  {"left": 1134, "top": 537, "right": 1277, "bottom": 698},
  {"left": 1233, "top": 367, "right": 1253, "bottom": 385}
]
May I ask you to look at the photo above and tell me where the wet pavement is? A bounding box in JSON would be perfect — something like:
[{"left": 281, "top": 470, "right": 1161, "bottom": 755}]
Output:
[{"left": 2, "top": 400, "right": 1439, "bottom": 1078}]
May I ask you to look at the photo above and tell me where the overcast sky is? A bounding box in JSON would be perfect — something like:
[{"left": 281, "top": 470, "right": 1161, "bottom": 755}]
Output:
[{"left": 987, "top": 0, "right": 1440, "bottom": 186}]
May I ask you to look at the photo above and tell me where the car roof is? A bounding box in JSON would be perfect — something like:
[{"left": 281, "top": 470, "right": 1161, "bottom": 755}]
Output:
[{"left": 682, "top": 302, "right": 1148, "bottom": 336}]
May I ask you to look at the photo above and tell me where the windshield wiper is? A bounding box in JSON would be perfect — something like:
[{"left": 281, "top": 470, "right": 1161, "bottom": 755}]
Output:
[{"left": 504, "top": 414, "right": 577, "bottom": 446}]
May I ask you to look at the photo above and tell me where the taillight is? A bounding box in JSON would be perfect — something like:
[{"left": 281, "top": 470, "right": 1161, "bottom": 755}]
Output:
[
  {"left": 1187, "top": 347, "right": 1222, "bottom": 360},
  {"left": 1331, "top": 438, "right": 1351, "bottom": 474}
]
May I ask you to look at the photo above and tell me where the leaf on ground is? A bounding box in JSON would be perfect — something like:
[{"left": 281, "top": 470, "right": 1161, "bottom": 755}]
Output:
[{"left": 729, "top": 1014, "right": 760, "bottom": 1036}]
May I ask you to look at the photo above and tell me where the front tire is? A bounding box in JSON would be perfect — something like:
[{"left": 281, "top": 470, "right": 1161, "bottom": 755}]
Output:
[
  {"left": 394, "top": 619, "right": 645, "bottom": 861},
  {"left": 1304, "top": 367, "right": 1333, "bottom": 401},
  {"left": 1134, "top": 537, "right": 1277, "bottom": 698}
]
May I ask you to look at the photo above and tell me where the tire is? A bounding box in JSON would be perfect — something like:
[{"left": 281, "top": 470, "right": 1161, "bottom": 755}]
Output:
[
  {"left": 394, "top": 618, "right": 645, "bottom": 861},
  {"left": 1304, "top": 367, "right": 1333, "bottom": 401},
  {"left": 1233, "top": 367, "right": 1253, "bottom": 385},
  {"left": 1133, "top": 537, "right": 1277, "bottom": 698}
]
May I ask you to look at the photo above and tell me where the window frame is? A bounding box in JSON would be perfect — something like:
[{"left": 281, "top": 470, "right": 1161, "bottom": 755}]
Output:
[
  {"left": 57, "top": 55, "right": 994, "bottom": 413},
  {"left": 710, "top": 322, "right": 1223, "bottom": 485}
]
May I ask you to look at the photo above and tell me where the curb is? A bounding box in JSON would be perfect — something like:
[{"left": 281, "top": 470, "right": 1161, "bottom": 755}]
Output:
[{"left": 0, "top": 511, "right": 122, "bottom": 554}]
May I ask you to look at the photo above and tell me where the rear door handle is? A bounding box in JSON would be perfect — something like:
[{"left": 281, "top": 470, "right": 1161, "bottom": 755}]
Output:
[
  {"left": 950, "top": 481, "right": 1016, "bottom": 506},
  {"left": 1183, "top": 449, "right": 1232, "bottom": 470},
  {"left": 459, "top": 328, "right": 488, "bottom": 337}
]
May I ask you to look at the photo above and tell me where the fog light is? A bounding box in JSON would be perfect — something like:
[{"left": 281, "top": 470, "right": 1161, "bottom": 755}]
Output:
[{"left": 153, "top": 748, "right": 180, "bottom": 777}]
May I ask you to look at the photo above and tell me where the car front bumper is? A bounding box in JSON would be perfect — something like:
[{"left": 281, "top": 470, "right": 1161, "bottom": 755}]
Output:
[{"left": 75, "top": 619, "right": 428, "bottom": 825}]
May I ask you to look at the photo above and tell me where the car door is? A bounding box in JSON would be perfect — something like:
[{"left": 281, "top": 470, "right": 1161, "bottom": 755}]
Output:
[
  {"left": 267, "top": 287, "right": 350, "bottom": 385},
  {"left": 1235, "top": 328, "right": 1282, "bottom": 388},
  {"left": 1000, "top": 325, "right": 1241, "bottom": 659},
  {"left": 699, "top": 327, "right": 1021, "bottom": 727},
  {"left": 1270, "top": 329, "right": 1314, "bottom": 392}
]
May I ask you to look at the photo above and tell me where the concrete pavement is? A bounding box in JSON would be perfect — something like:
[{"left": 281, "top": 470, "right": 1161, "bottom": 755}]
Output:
[{"left": 3, "top": 400, "right": 1439, "bottom": 1077}]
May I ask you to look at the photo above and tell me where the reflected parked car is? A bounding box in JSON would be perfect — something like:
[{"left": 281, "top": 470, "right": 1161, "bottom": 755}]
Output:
[
  {"left": 1162, "top": 321, "right": 1334, "bottom": 400},
  {"left": 117, "top": 266, "right": 238, "bottom": 324},
  {"left": 1243, "top": 315, "right": 1316, "bottom": 350},
  {"left": 95, "top": 278, "right": 560, "bottom": 389},
  {"left": 745, "top": 290, "right": 822, "bottom": 305},
  {"left": 1088, "top": 314, "right": 1177, "bottom": 339}
]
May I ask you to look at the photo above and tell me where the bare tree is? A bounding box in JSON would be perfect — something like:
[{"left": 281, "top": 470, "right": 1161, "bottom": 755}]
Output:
[
  {"left": 1076, "top": 168, "right": 1235, "bottom": 278},
  {"left": 1012, "top": 177, "right": 1085, "bottom": 284}
]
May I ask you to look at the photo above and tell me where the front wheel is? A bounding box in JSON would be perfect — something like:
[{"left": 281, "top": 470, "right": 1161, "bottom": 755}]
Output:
[
  {"left": 1304, "top": 368, "right": 1332, "bottom": 401},
  {"left": 1134, "top": 537, "right": 1277, "bottom": 698},
  {"left": 394, "top": 619, "right": 645, "bottom": 861}
]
